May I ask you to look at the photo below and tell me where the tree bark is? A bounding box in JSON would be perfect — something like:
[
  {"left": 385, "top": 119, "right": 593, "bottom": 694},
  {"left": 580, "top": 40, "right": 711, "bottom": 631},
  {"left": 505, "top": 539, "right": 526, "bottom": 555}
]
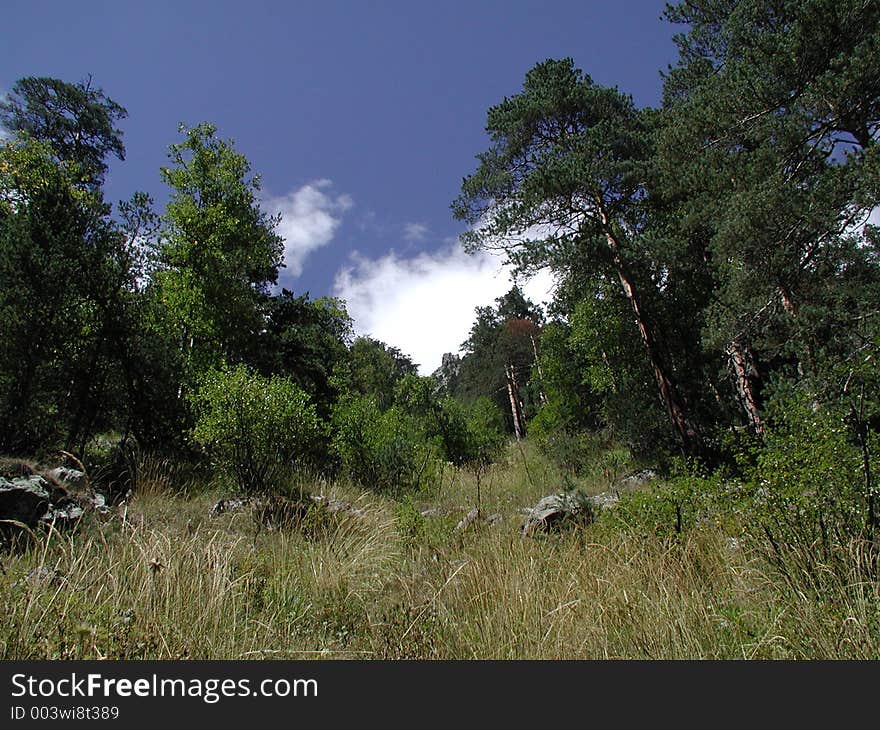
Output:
[
  {"left": 596, "top": 206, "right": 701, "bottom": 454},
  {"left": 505, "top": 362, "right": 525, "bottom": 441},
  {"left": 727, "top": 339, "right": 765, "bottom": 438},
  {"left": 528, "top": 332, "right": 548, "bottom": 406},
  {"left": 778, "top": 284, "right": 818, "bottom": 377}
]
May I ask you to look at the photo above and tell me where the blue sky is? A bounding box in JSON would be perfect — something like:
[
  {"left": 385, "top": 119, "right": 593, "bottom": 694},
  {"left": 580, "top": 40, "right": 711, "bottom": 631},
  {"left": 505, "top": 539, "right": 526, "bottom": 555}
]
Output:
[{"left": 1, "top": 0, "right": 679, "bottom": 372}]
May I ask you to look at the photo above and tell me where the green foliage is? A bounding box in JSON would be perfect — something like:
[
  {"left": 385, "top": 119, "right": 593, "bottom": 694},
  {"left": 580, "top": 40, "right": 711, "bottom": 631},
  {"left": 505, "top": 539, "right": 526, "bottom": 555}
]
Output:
[
  {"left": 394, "top": 376, "right": 505, "bottom": 472},
  {"left": 0, "top": 135, "right": 144, "bottom": 453},
  {"left": 394, "top": 496, "right": 428, "bottom": 545},
  {"left": 600, "top": 387, "right": 880, "bottom": 590},
  {"left": 658, "top": 0, "right": 880, "bottom": 443},
  {"left": 189, "top": 364, "right": 320, "bottom": 495},
  {"left": 599, "top": 466, "right": 732, "bottom": 539},
  {"left": 458, "top": 397, "right": 507, "bottom": 474},
  {"left": 155, "top": 122, "right": 283, "bottom": 381},
  {"left": 330, "top": 394, "right": 440, "bottom": 496},
  {"left": 747, "top": 389, "right": 879, "bottom": 579},
  {"left": 529, "top": 425, "right": 598, "bottom": 479},
  {"left": 454, "top": 286, "right": 544, "bottom": 436},
  {"left": 0, "top": 75, "right": 127, "bottom": 188},
  {"left": 453, "top": 58, "right": 704, "bottom": 453},
  {"left": 335, "top": 337, "right": 417, "bottom": 410},
  {"left": 251, "top": 290, "right": 353, "bottom": 419}
]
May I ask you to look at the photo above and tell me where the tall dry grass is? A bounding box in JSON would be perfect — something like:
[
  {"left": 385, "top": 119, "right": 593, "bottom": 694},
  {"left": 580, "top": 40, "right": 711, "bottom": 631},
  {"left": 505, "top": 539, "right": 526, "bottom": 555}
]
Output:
[{"left": 2, "top": 445, "right": 878, "bottom": 659}]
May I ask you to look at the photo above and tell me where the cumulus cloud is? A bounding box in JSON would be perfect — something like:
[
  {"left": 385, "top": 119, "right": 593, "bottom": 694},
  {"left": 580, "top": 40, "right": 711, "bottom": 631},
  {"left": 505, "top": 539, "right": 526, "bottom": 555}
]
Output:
[
  {"left": 403, "top": 222, "right": 429, "bottom": 242},
  {"left": 263, "top": 180, "right": 353, "bottom": 278},
  {"left": 333, "top": 244, "right": 555, "bottom": 374}
]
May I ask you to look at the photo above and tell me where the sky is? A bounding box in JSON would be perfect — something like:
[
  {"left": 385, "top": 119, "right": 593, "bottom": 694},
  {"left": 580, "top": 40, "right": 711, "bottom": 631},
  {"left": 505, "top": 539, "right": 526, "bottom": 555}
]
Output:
[{"left": 1, "top": 0, "right": 680, "bottom": 373}]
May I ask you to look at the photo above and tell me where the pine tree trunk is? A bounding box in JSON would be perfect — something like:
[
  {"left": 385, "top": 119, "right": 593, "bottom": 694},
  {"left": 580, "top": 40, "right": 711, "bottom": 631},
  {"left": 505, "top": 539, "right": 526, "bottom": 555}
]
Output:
[
  {"left": 727, "top": 339, "right": 764, "bottom": 438},
  {"left": 597, "top": 207, "right": 701, "bottom": 454},
  {"left": 505, "top": 362, "right": 524, "bottom": 441},
  {"left": 529, "top": 332, "right": 548, "bottom": 406},
  {"left": 778, "top": 284, "right": 818, "bottom": 377}
]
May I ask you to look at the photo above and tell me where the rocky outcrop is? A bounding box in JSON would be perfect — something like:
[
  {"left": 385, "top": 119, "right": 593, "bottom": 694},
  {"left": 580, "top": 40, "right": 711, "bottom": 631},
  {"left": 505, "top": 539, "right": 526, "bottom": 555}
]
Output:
[
  {"left": 521, "top": 492, "right": 597, "bottom": 536},
  {"left": 453, "top": 508, "right": 503, "bottom": 532},
  {"left": 454, "top": 508, "right": 481, "bottom": 532},
  {"left": 45, "top": 466, "right": 89, "bottom": 491},
  {"left": 210, "top": 497, "right": 252, "bottom": 516},
  {"left": 521, "top": 471, "right": 661, "bottom": 536},
  {"left": 0, "top": 475, "right": 54, "bottom": 527},
  {"left": 310, "top": 495, "right": 366, "bottom": 518},
  {"left": 0, "top": 465, "right": 107, "bottom": 540},
  {"left": 618, "top": 468, "right": 658, "bottom": 491}
]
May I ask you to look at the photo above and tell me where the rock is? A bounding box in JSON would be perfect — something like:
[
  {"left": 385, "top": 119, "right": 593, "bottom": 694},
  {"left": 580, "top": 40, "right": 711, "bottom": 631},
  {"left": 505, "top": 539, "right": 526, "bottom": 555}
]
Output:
[
  {"left": 89, "top": 492, "right": 109, "bottom": 513},
  {"left": 521, "top": 492, "right": 595, "bottom": 536},
  {"left": 310, "top": 495, "right": 365, "bottom": 518},
  {"left": 45, "top": 502, "right": 85, "bottom": 522},
  {"left": 45, "top": 466, "right": 87, "bottom": 491},
  {"left": 589, "top": 491, "right": 620, "bottom": 510},
  {"left": 211, "top": 494, "right": 367, "bottom": 521},
  {"left": 15, "top": 566, "right": 67, "bottom": 589},
  {"left": 0, "top": 473, "right": 106, "bottom": 536},
  {"left": 454, "top": 507, "right": 481, "bottom": 532},
  {"left": 210, "top": 497, "right": 252, "bottom": 516},
  {"left": 618, "top": 468, "right": 659, "bottom": 491},
  {"left": 0, "top": 475, "right": 52, "bottom": 527}
]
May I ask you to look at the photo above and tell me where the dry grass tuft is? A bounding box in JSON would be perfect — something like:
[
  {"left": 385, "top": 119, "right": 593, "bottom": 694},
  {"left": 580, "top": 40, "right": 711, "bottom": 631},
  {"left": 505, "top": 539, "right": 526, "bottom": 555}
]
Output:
[{"left": 2, "top": 443, "right": 878, "bottom": 659}]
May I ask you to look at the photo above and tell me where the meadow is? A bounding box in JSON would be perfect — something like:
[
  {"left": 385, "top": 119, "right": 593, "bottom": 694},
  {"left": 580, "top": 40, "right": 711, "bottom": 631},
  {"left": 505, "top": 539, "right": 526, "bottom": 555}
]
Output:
[{"left": 3, "top": 441, "right": 878, "bottom": 660}]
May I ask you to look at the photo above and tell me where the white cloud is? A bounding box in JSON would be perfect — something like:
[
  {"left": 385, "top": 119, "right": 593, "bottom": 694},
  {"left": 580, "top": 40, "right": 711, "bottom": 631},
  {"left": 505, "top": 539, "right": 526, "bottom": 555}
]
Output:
[
  {"left": 333, "top": 244, "right": 555, "bottom": 374},
  {"left": 403, "top": 222, "right": 429, "bottom": 242},
  {"left": 263, "top": 180, "right": 353, "bottom": 278}
]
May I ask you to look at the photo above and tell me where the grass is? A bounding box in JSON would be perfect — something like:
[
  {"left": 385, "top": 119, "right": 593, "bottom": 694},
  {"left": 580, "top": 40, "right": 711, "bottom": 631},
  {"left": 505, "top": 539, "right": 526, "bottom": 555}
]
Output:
[{"left": 1, "top": 441, "right": 878, "bottom": 659}]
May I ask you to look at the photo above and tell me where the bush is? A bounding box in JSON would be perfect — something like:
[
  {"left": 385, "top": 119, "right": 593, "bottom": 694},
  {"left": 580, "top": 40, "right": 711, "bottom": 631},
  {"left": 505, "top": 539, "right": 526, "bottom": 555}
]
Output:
[
  {"left": 331, "top": 395, "right": 440, "bottom": 496},
  {"left": 190, "top": 364, "right": 321, "bottom": 494},
  {"left": 456, "top": 397, "right": 506, "bottom": 511},
  {"left": 745, "top": 390, "right": 879, "bottom": 581},
  {"left": 598, "top": 466, "right": 734, "bottom": 538},
  {"left": 394, "top": 376, "right": 505, "bottom": 474},
  {"left": 598, "top": 388, "right": 880, "bottom": 591}
]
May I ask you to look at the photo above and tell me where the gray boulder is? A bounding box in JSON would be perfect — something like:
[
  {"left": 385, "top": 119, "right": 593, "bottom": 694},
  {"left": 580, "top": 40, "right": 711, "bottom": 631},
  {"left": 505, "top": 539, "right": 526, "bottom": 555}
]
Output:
[
  {"left": 211, "top": 494, "right": 366, "bottom": 520},
  {"left": 0, "top": 471, "right": 108, "bottom": 536},
  {"left": 522, "top": 492, "right": 596, "bottom": 536},
  {"left": 310, "top": 495, "right": 366, "bottom": 518},
  {"left": 0, "top": 475, "right": 53, "bottom": 526},
  {"left": 589, "top": 491, "right": 620, "bottom": 510},
  {"left": 45, "top": 466, "right": 88, "bottom": 491},
  {"left": 454, "top": 508, "right": 481, "bottom": 532},
  {"left": 210, "top": 497, "right": 253, "bottom": 516},
  {"left": 618, "top": 468, "right": 659, "bottom": 491}
]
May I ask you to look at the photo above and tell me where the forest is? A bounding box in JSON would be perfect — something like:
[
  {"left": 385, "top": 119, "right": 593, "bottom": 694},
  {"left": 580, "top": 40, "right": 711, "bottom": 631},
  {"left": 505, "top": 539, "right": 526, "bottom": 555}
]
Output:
[{"left": 1, "top": 0, "right": 879, "bottom": 659}]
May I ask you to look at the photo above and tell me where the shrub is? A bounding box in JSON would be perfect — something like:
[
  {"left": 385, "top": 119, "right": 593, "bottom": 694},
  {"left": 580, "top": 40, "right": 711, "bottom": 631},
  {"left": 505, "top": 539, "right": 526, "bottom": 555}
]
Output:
[
  {"left": 331, "top": 395, "right": 440, "bottom": 496},
  {"left": 394, "top": 496, "right": 428, "bottom": 545},
  {"left": 598, "top": 466, "right": 734, "bottom": 538},
  {"left": 457, "top": 397, "right": 506, "bottom": 510},
  {"left": 394, "top": 376, "right": 505, "bottom": 474},
  {"left": 190, "top": 364, "right": 321, "bottom": 494},
  {"left": 745, "top": 390, "right": 879, "bottom": 582}
]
